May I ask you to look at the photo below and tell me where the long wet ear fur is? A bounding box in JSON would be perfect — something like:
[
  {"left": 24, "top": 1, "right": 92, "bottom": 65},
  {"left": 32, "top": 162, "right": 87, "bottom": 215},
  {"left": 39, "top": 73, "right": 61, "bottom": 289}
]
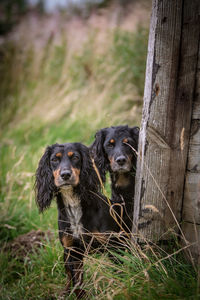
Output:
[
  {"left": 130, "top": 126, "right": 140, "bottom": 151},
  {"left": 89, "top": 129, "right": 108, "bottom": 183},
  {"left": 128, "top": 126, "right": 140, "bottom": 173},
  {"left": 35, "top": 145, "right": 56, "bottom": 212},
  {"left": 78, "top": 144, "right": 100, "bottom": 194}
]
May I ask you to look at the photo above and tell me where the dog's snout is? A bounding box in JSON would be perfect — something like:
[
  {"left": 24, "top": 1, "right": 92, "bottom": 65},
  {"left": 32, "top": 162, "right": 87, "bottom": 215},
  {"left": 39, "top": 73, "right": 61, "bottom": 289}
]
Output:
[
  {"left": 116, "top": 156, "right": 126, "bottom": 166},
  {"left": 60, "top": 170, "right": 72, "bottom": 180}
]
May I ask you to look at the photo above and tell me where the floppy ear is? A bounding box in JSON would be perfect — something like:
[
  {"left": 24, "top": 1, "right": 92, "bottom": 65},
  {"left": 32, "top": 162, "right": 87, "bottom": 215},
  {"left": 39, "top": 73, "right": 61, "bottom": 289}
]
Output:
[
  {"left": 89, "top": 129, "right": 108, "bottom": 183},
  {"left": 35, "top": 145, "right": 56, "bottom": 212},
  {"left": 130, "top": 126, "right": 140, "bottom": 151},
  {"left": 79, "top": 144, "right": 100, "bottom": 193}
]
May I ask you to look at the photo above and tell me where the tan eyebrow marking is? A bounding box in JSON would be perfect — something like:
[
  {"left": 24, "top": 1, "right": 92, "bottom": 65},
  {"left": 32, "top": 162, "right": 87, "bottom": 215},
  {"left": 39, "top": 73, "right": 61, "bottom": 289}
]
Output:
[
  {"left": 110, "top": 139, "right": 115, "bottom": 144},
  {"left": 55, "top": 152, "right": 62, "bottom": 157},
  {"left": 67, "top": 151, "right": 74, "bottom": 157},
  {"left": 123, "top": 138, "right": 128, "bottom": 143}
]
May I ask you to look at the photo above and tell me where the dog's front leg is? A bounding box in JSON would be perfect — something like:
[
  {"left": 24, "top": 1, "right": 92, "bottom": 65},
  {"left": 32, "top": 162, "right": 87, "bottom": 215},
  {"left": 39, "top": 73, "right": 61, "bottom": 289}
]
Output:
[{"left": 64, "top": 244, "right": 86, "bottom": 299}]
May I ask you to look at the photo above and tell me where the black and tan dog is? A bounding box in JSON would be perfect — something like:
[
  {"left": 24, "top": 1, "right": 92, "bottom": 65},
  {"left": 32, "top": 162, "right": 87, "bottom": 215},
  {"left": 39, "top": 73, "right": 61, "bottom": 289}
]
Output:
[
  {"left": 35, "top": 142, "right": 119, "bottom": 298},
  {"left": 90, "top": 125, "right": 139, "bottom": 231}
]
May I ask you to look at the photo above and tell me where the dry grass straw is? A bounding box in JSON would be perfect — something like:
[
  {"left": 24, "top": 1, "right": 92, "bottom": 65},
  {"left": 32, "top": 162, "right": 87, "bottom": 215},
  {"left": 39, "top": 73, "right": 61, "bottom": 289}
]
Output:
[
  {"left": 74, "top": 143, "right": 187, "bottom": 298},
  {"left": 79, "top": 137, "right": 199, "bottom": 298},
  {"left": 127, "top": 135, "right": 199, "bottom": 268},
  {"left": 1, "top": 132, "right": 198, "bottom": 299}
]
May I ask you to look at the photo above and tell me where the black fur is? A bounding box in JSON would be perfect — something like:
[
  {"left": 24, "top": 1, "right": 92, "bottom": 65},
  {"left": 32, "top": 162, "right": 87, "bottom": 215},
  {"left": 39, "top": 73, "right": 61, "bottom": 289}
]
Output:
[
  {"left": 35, "top": 142, "right": 118, "bottom": 298},
  {"left": 35, "top": 145, "right": 56, "bottom": 212},
  {"left": 90, "top": 125, "right": 139, "bottom": 231}
]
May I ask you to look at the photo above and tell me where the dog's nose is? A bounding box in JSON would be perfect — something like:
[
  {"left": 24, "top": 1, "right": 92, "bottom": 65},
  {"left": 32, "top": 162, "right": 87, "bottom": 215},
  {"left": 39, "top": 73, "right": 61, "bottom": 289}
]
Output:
[
  {"left": 116, "top": 156, "right": 126, "bottom": 166},
  {"left": 60, "top": 170, "right": 72, "bottom": 180}
]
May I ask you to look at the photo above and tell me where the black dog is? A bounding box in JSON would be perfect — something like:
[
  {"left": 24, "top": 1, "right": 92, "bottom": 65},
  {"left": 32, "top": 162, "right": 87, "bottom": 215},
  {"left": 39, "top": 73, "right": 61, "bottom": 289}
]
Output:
[
  {"left": 90, "top": 125, "right": 139, "bottom": 231},
  {"left": 35, "top": 142, "right": 119, "bottom": 298}
]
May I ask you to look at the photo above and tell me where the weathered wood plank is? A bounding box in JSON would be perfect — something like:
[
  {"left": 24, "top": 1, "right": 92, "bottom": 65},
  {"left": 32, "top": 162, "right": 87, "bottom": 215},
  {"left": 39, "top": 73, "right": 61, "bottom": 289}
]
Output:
[
  {"left": 133, "top": 0, "right": 200, "bottom": 241},
  {"left": 166, "top": 0, "right": 200, "bottom": 229},
  {"left": 192, "top": 34, "right": 200, "bottom": 119},
  {"left": 182, "top": 173, "right": 200, "bottom": 224},
  {"left": 133, "top": 0, "right": 183, "bottom": 239},
  {"left": 187, "top": 120, "right": 200, "bottom": 172},
  {"left": 182, "top": 15, "right": 200, "bottom": 232},
  {"left": 181, "top": 222, "right": 200, "bottom": 264}
]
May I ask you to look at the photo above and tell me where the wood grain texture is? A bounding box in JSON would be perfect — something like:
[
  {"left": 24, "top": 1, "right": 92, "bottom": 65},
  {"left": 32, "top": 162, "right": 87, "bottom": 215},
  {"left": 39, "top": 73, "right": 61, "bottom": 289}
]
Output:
[
  {"left": 182, "top": 26, "right": 200, "bottom": 228},
  {"left": 182, "top": 173, "right": 200, "bottom": 224},
  {"left": 181, "top": 222, "right": 200, "bottom": 264},
  {"left": 186, "top": 120, "right": 200, "bottom": 173},
  {"left": 133, "top": 0, "right": 200, "bottom": 242}
]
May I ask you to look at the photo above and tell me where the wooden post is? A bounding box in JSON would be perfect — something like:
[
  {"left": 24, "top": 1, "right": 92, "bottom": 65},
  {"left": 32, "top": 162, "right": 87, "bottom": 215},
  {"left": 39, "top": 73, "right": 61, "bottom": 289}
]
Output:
[
  {"left": 133, "top": 0, "right": 200, "bottom": 251},
  {"left": 182, "top": 43, "right": 200, "bottom": 264}
]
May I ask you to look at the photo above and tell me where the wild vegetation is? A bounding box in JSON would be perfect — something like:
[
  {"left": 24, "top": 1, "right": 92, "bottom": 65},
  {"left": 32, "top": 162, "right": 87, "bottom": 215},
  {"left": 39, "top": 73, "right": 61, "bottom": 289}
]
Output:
[{"left": 0, "top": 2, "right": 199, "bottom": 299}]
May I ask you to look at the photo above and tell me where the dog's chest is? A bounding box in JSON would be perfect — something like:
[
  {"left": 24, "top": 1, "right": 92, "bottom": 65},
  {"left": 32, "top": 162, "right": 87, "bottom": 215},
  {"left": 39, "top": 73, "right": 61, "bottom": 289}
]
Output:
[{"left": 60, "top": 186, "right": 83, "bottom": 238}]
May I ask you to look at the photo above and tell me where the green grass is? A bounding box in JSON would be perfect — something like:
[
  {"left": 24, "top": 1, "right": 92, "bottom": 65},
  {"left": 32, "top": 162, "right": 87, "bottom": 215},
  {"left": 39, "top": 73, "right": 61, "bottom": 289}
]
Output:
[
  {"left": 0, "top": 240, "right": 68, "bottom": 300},
  {"left": 85, "top": 248, "right": 198, "bottom": 300},
  {"left": 0, "top": 237, "right": 198, "bottom": 299},
  {"left": 0, "top": 21, "right": 199, "bottom": 299}
]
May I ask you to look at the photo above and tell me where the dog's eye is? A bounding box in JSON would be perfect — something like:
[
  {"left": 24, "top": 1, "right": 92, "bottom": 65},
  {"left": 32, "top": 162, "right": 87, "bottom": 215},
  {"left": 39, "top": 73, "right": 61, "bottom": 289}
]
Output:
[
  {"left": 51, "top": 157, "right": 58, "bottom": 162},
  {"left": 72, "top": 155, "right": 79, "bottom": 161},
  {"left": 108, "top": 143, "right": 114, "bottom": 148},
  {"left": 108, "top": 139, "right": 115, "bottom": 148}
]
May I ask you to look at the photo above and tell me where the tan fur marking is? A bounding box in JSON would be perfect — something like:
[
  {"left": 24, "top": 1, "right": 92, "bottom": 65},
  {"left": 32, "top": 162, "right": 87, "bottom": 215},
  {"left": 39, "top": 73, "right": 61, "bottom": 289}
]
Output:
[
  {"left": 92, "top": 232, "right": 108, "bottom": 244},
  {"left": 68, "top": 151, "right": 74, "bottom": 157},
  {"left": 123, "top": 138, "right": 128, "bottom": 143},
  {"left": 71, "top": 167, "right": 80, "bottom": 186},
  {"left": 61, "top": 185, "right": 80, "bottom": 207},
  {"left": 55, "top": 152, "right": 62, "bottom": 157},
  {"left": 61, "top": 186, "right": 83, "bottom": 238},
  {"left": 108, "top": 156, "right": 114, "bottom": 163},
  {"left": 115, "top": 174, "right": 130, "bottom": 188},
  {"left": 53, "top": 168, "right": 60, "bottom": 186},
  {"left": 62, "top": 235, "right": 73, "bottom": 248},
  {"left": 109, "top": 156, "right": 115, "bottom": 169}
]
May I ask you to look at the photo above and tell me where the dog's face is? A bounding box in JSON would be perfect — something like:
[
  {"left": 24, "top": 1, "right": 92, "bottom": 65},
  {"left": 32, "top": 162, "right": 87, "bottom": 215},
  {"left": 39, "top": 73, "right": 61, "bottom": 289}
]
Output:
[
  {"left": 103, "top": 127, "right": 138, "bottom": 173},
  {"left": 91, "top": 126, "right": 139, "bottom": 178},
  {"left": 36, "top": 142, "right": 99, "bottom": 212},
  {"left": 50, "top": 144, "right": 82, "bottom": 188}
]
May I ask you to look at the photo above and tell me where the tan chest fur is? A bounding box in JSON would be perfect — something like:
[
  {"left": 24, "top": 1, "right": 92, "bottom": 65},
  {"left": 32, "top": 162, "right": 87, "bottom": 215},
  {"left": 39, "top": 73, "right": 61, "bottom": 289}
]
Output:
[
  {"left": 60, "top": 186, "right": 83, "bottom": 238},
  {"left": 115, "top": 174, "right": 131, "bottom": 188}
]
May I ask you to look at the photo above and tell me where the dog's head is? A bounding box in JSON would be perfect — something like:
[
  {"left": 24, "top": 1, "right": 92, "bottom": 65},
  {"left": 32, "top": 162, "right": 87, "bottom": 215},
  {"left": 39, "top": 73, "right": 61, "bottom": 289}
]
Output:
[
  {"left": 35, "top": 143, "right": 99, "bottom": 212},
  {"left": 90, "top": 125, "right": 139, "bottom": 180},
  {"left": 50, "top": 143, "right": 83, "bottom": 188}
]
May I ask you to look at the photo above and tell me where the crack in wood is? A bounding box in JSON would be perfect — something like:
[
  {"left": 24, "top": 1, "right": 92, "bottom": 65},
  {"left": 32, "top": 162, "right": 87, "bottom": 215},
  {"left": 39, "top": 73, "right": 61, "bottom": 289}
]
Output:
[{"left": 147, "top": 126, "right": 171, "bottom": 149}]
